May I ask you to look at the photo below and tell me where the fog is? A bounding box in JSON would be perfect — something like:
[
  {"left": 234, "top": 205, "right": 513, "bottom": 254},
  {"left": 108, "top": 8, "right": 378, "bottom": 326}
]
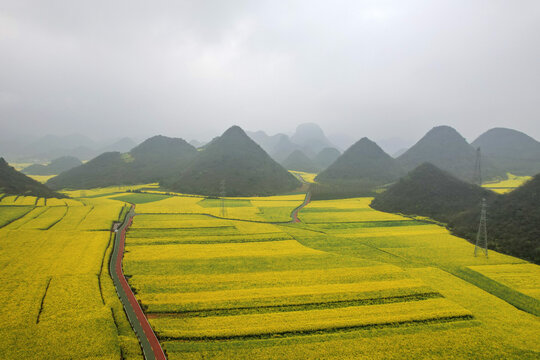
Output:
[{"left": 1, "top": 0, "right": 539, "bottom": 144}]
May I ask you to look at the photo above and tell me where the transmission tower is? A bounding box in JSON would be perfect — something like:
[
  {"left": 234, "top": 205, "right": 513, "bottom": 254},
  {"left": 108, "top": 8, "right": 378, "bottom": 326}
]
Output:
[
  {"left": 220, "top": 180, "right": 228, "bottom": 217},
  {"left": 473, "top": 147, "right": 482, "bottom": 186},
  {"left": 474, "top": 198, "right": 488, "bottom": 258}
]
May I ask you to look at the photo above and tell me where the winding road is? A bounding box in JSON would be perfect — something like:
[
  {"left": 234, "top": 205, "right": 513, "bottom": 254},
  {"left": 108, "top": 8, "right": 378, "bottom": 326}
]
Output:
[
  {"left": 109, "top": 205, "right": 167, "bottom": 360},
  {"left": 291, "top": 191, "right": 311, "bottom": 223}
]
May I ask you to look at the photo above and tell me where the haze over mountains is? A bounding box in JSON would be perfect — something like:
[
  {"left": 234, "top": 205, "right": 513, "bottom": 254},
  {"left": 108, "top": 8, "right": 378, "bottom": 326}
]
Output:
[
  {"left": 0, "top": 134, "right": 138, "bottom": 162},
  {"left": 3, "top": 122, "right": 539, "bottom": 200},
  {"left": 246, "top": 123, "right": 339, "bottom": 164},
  {"left": 22, "top": 156, "right": 82, "bottom": 176}
]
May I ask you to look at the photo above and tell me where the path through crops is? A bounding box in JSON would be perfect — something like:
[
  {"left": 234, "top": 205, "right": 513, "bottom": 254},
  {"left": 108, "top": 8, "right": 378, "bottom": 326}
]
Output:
[{"left": 110, "top": 205, "right": 167, "bottom": 360}]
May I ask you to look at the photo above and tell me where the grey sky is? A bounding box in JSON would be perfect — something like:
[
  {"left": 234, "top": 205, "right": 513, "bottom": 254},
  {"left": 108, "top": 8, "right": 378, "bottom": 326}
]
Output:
[{"left": 1, "top": 0, "right": 539, "bottom": 144}]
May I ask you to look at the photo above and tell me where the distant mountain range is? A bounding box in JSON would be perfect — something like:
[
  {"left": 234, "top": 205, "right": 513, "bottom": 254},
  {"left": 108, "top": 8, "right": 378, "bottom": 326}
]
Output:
[
  {"left": 0, "top": 158, "right": 65, "bottom": 198},
  {"left": 1, "top": 134, "right": 138, "bottom": 162},
  {"left": 5, "top": 123, "right": 537, "bottom": 197},
  {"left": 246, "top": 123, "right": 338, "bottom": 164},
  {"left": 281, "top": 150, "right": 321, "bottom": 173},
  {"left": 22, "top": 156, "right": 82, "bottom": 176}
]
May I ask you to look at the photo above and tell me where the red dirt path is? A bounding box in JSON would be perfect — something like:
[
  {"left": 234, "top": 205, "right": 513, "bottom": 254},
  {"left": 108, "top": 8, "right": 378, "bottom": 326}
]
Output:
[{"left": 115, "top": 211, "right": 167, "bottom": 360}]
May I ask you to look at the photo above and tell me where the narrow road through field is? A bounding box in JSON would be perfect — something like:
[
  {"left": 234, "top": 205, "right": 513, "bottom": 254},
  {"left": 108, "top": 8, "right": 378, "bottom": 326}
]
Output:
[
  {"left": 291, "top": 191, "right": 311, "bottom": 223},
  {"left": 109, "top": 206, "right": 167, "bottom": 360}
]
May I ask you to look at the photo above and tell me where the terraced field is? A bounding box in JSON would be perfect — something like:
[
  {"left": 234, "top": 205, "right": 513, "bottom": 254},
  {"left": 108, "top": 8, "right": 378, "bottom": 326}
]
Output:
[
  {"left": 0, "top": 195, "right": 141, "bottom": 359},
  {"left": 122, "top": 194, "right": 540, "bottom": 359}
]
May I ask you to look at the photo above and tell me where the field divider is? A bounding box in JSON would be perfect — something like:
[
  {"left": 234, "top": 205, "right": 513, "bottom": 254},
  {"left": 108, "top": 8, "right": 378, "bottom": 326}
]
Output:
[
  {"left": 0, "top": 206, "right": 35, "bottom": 229},
  {"left": 36, "top": 277, "right": 52, "bottom": 324},
  {"left": 159, "top": 314, "right": 475, "bottom": 342},
  {"left": 146, "top": 292, "right": 444, "bottom": 318},
  {"left": 44, "top": 205, "right": 69, "bottom": 230}
]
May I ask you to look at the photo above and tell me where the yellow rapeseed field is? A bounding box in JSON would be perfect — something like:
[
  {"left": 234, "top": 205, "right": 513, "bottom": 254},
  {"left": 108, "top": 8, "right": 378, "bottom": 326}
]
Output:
[
  {"left": 121, "top": 193, "right": 540, "bottom": 359},
  {"left": 0, "top": 196, "right": 141, "bottom": 359}
]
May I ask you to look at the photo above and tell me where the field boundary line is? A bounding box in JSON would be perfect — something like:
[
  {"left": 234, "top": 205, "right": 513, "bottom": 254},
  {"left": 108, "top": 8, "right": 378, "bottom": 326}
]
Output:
[
  {"left": 160, "top": 314, "right": 474, "bottom": 341},
  {"left": 36, "top": 277, "right": 52, "bottom": 324},
  {"left": 0, "top": 206, "right": 35, "bottom": 229}
]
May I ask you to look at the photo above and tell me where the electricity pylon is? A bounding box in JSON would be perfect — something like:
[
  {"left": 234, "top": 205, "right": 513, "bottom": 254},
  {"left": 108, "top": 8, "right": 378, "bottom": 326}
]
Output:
[
  {"left": 473, "top": 147, "right": 482, "bottom": 186},
  {"left": 220, "top": 180, "right": 227, "bottom": 217},
  {"left": 474, "top": 198, "right": 488, "bottom": 258}
]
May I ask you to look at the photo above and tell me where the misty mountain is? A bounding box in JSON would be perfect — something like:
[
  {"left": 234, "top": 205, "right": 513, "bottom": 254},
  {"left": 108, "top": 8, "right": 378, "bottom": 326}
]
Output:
[
  {"left": 189, "top": 139, "right": 206, "bottom": 148},
  {"left": 281, "top": 150, "right": 321, "bottom": 173},
  {"left": 376, "top": 137, "right": 413, "bottom": 157},
  {"left": 21, "top": 156, "right": 82, "bottom": 175},
  {"left": 171, "top": 126, "right": 301, "bottom": 196},
  {"left": 246, "top": 131, "right": 288, "bottom": 155},
  {"left": 270, "top": 134, "right": 305, "bottom": 163},
  {"left": 0, "top": 158, "right": 65, "bottom": 198},
  {"left": 99, "top": 137, "right": 138, "bottom": 153},
  {"left": 471, "top": 127, "right": 540, "bottom": 176},
  {"left": 290, "top": 123, "right": 335, "bottom": 155},
  {"left": 314, "top": 147, "right": 341, "bottom": 169},
  {"left": 316, "top": 137, "right": 404, "bottom": 185},
  {"left": 47, "top": 135, "right": 197, "bottom": 189},
  {"left": 397, "top": 125, "right": 498, "bottom": 181},
  {"left": 392, "top": 148, "right": 408, "bottom": 158},
  {"left": 2, "top": 134, "right": 139, "bottom": 162}
]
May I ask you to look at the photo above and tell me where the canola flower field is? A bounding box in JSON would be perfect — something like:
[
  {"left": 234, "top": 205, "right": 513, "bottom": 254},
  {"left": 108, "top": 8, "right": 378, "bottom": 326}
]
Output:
[
  {"left": 119, "top": 192, "right": 540, "bottom": 359},
  {"left": 483, "top": 173, "right": 532, "bottom": 193},
  {"left": 0, "top": 194, "right": 141, "bottom": 359},
  {"left": 1, "top": 184, "right": 539, "bottom": 359}
]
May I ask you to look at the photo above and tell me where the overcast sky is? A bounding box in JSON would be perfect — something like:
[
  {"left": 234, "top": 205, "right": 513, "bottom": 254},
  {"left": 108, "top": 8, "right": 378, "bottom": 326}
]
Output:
[{"left": 1, "top": 0, "right": 539, "bottom": 144}]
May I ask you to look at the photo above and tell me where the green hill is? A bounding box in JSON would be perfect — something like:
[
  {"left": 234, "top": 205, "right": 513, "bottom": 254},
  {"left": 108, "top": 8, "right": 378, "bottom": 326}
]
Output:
[
  {"left": 471, "top": 127, "right": 540, "bottom": 176},
  {"left": 452, "top": 173, "right": 540, "bottom": 264},
  {"left": 171, "top": 126, "right": 301, "bottom": 196},
  {"left": 398, "top": 126, "right": 498, "bottom": 181},
  {"left": 315, "top": 147, "right": 341, "bottom": 169},
  {"left": 316, "top": 137, "right": 403, "bottom": 185},
  {"left": 47, "top": 135, "right": 197, "bottom": 189},
  {"left": 281, "top": 150, "right": 321, "bottom": 173},
  {"left": 371, "top": 163, "right": 495, "bottom": 222},
  {"left": 0, "top": 158, "right": 65, "bottom": 198},
  {"left": 22, "top": 156, "right": 82, "bottom": 175},
  {"left": 372, "top": 163, "right": 539, "bottom": 264}
]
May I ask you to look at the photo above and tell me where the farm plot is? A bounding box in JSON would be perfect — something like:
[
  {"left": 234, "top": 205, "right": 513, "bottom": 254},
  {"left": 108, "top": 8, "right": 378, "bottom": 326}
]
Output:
[
  {"left": 468, "top": 263, "right": 540, "bottom": 300},
  {"left": 0, "top": 197, "right": 141, "bottom": 359},
  {"left": 124, "top": 194, "right": 540, "bottom": 359},
  {"left": 122, "top": 204, "right": 495, "bottom": 360},
  {"left": 134, "top": 193, "right": 305, "bottom": 222}
]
